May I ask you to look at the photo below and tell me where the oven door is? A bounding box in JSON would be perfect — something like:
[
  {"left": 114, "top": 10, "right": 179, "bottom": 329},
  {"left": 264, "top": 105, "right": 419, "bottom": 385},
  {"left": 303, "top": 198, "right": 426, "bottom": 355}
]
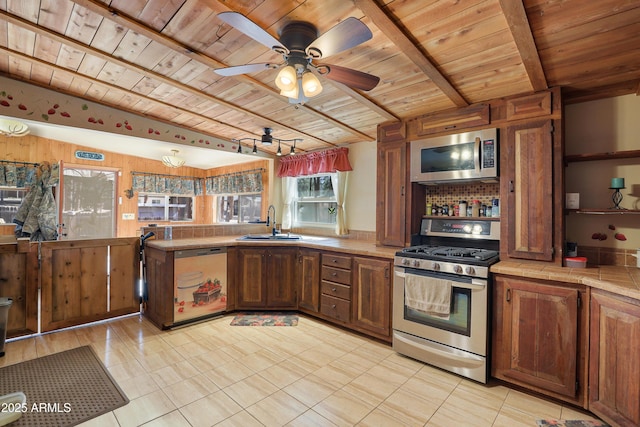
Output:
[{"left": 392, "top": 266, "right": 488, "bottom": 356}]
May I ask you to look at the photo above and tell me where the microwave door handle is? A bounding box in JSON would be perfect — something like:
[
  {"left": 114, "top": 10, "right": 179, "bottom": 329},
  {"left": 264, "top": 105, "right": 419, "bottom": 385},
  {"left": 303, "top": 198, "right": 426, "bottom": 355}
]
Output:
[{"left": 475, "top": 136, "right": 482, "bottom": 172}]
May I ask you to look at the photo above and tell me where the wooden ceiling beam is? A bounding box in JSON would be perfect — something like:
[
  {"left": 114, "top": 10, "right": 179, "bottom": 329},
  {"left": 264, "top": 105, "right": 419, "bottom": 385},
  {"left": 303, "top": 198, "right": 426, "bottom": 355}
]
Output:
[
  {"left": 0, "top": 8, "right": 337, "bottom": 148},
  {"left": 498, "top": 0, "right": 548, "bottom": 92},
  {"left": 70, "top": 0, "right": 390, "bottom": 138},
  {"left": 353, "top": 0, "right": 468, "bottom": 108}
]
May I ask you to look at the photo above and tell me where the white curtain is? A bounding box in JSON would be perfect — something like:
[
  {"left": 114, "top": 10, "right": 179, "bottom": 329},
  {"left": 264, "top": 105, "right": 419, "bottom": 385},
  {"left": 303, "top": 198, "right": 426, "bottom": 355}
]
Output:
[
  {"left": 281, "top": 176, "right": 297, "bottom": 230},
  {"left": 331, "top": 171, "right": 349, "bottom": 236}
]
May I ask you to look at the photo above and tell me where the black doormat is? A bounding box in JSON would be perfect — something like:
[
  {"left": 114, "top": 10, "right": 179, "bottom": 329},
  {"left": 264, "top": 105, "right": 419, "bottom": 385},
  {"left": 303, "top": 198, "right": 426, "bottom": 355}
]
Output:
[{"left": 0, "top": 345, "right": 129, "bottom": 426}]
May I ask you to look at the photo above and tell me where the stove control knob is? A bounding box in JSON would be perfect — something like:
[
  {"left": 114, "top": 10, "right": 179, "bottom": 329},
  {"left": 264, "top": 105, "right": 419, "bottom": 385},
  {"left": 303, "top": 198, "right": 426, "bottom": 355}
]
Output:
[
  {"left": 402, "top": 258, "right": 411, "bottom": 266},
  {"left": 432, "top": 262, "right": 441, "bottom": 271},
  {"left": 453, "top": 265, "right": 463, "bottom": 274},
  {"left": 412, "top": 260, "right": 421, "bottom": 267},
  {"left": 465, "top": 266, "right": 476, "bottom": 275}
]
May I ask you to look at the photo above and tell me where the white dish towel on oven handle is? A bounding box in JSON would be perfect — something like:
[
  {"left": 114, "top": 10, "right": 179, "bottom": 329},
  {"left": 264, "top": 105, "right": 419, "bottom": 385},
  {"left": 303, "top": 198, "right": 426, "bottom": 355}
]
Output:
[{"left": 405, "top": 275, "right": 452, "bottom": 319}]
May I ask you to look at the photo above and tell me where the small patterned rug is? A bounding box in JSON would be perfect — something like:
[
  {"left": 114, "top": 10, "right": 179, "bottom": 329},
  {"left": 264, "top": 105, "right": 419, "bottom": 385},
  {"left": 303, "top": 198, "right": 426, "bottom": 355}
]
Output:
[
  {"left": 0, "top": 345, "right": 128, "bottom": 426},
  {"left": 536, "top": 420, "right": 610, "bottom": 427},
  {"left": 230, "top": 312, "right": 298, "bottom": 326}
]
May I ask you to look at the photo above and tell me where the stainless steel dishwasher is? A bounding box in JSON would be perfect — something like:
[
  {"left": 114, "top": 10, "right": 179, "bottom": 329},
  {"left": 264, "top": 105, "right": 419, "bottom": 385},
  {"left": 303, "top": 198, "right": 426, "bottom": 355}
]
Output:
[{"left": 173, "top": 247, "right": 227, "bottom": 326}]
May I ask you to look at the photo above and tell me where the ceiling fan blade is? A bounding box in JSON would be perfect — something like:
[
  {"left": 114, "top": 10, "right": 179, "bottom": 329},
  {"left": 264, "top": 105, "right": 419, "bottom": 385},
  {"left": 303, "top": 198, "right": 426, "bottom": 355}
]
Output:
[
  {"left": 214, "top": 63, "right": 277, "bottom": 76},
  {"left": 217, "top": 12, "right": 285, "bottom": 51},
  {"left": 319, "top": 64, "right": 380, "bottom": 91},
  {"left": 307, "top": 17, "right": 372, "bottom": 59}
]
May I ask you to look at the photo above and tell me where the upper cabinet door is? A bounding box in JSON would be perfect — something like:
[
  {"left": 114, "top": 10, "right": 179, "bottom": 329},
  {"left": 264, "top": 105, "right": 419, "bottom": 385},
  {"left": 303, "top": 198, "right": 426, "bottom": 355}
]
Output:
[
  {"left": 503, "top": 120, "right": 554, "bottom": 261},
  {"left": 376, "top": 141, "right": 406, "bottom": 247}
]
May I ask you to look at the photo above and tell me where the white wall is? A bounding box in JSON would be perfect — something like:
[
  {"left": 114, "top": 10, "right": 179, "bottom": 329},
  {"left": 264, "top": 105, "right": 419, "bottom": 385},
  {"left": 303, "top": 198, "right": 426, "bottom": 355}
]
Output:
[
  {"left": 345, "top": 140, "right": 378, "bottom": 232},
  {"left": 565, "top": 94, "right": 640, "bottom": 249}
]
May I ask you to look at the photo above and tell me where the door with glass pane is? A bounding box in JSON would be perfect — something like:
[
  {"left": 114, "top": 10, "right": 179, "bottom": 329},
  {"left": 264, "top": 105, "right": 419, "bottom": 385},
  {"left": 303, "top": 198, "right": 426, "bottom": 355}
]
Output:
[{"left": 60, "top": 166, "right": 117, "bottom": 239}]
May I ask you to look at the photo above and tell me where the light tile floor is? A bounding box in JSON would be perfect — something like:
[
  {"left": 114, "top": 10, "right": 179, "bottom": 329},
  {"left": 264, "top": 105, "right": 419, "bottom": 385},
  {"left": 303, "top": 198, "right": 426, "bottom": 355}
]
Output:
[{"left": 2, "top": 313, "right": 605, "bottom": 426}]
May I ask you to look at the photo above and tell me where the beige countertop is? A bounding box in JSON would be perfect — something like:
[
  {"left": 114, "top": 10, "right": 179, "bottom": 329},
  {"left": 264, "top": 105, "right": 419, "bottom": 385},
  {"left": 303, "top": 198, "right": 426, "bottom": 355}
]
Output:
[
  {"left": 491, "top": 260, "right": 640, "bottom": 300},
  {"left": 145, "top": 235, "right": 399, "bottom": 259}
]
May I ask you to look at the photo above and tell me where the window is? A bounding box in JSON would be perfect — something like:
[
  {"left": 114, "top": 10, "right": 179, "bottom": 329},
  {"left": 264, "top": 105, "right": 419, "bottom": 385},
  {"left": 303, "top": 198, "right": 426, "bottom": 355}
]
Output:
[
  {"left": 216, "top": 194, "right": 262, "bottom": 223},
  {"left": 294, "top": 174, "right": 337, "bottom": 226},
  {"left": 0, "top": 188, "right": 27, "bottom": 224},
  {"left": 138, "top": 194, "right": 194, "bottom": 222},
  {"left": 62, "top": 167, "right": 117, "bottom": 239}
]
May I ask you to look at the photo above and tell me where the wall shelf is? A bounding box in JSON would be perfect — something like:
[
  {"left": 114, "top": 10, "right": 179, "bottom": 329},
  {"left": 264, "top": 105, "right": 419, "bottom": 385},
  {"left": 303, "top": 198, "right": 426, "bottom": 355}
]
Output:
[{"left": 565, "top": 149, "right": 640, "bottom": 163}]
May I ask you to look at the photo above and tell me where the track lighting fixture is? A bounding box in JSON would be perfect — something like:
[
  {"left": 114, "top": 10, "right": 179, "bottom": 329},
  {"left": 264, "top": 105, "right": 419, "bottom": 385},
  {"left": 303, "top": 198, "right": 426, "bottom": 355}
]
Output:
[{"left": 232, "top": 128, "right": 302, "bottom": 157}]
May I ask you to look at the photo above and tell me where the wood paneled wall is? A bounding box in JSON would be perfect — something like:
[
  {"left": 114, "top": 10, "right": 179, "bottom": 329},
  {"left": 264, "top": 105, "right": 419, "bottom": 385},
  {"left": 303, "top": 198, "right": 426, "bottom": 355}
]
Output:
[{"left": 0, "top": 134, "right": 270, "bottom": 237}]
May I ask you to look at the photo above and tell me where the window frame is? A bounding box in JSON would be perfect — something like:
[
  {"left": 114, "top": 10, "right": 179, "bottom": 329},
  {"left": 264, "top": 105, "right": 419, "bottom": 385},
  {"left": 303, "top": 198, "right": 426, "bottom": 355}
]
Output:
[
  {"left": 214, "top": 192, "right": 262, "bottom": 224},
  {"left": 137, "top": 193, "right": 195, "bottom": 222},
  {"left": 293, "top": 173, "right": 338, "bottom": 228}
]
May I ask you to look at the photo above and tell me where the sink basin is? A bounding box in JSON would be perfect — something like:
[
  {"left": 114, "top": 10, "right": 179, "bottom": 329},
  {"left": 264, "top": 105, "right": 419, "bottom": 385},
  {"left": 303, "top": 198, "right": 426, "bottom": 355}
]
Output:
[{"left": 238, "top": 234, "right": 301, "bottom": 241}]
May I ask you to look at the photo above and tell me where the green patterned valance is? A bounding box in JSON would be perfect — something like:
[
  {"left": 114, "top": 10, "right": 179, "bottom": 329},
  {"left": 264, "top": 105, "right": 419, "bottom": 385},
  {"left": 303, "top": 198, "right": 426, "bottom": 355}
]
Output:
[
  {"left": 205, "top": 168, "right": 264, "bottom": 195},
  {"left": 132, "top": 171, "right": 203, "bottom": 196},
  {"left": 0, "top": 160, "right": 45, "bottom": 188}
]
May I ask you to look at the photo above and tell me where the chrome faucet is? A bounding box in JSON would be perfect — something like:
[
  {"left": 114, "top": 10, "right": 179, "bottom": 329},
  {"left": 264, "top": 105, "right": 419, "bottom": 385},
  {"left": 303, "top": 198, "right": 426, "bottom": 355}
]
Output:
[{"left": 266, "top": 204, "right": 276, "bottom": 236}]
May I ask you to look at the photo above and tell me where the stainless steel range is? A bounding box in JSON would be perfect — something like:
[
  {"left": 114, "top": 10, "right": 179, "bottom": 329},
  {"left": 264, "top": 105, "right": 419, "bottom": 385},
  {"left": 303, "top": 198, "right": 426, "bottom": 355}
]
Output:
[{"left": 392, "top": 218, "right": 500, "bottom": 383}]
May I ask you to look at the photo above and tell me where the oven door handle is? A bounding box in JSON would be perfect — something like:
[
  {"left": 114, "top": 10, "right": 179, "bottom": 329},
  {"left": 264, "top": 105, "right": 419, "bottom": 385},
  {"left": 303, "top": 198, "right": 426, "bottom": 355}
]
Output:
[{"left": 396, "top": 270, "right": 486, "bottom": 290}]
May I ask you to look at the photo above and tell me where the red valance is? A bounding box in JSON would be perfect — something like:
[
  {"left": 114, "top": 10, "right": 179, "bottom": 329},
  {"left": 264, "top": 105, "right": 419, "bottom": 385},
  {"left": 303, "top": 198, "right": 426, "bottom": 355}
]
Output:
[{"left": 277, "top": 147, "right": 353, "bottom": 177}]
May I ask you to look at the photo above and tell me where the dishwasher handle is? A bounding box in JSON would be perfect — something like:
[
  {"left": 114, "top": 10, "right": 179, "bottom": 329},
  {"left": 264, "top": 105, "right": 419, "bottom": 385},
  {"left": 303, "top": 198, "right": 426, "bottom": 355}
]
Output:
[{"left": 175, "top": 247, "right": 227, "bottom": 258}]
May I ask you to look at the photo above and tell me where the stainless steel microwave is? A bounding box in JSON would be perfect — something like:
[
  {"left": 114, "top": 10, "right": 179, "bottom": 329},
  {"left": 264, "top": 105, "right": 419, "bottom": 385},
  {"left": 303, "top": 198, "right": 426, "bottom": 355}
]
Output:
[{"left": 410, "top": 128, "right": 498, "bottom": 183}]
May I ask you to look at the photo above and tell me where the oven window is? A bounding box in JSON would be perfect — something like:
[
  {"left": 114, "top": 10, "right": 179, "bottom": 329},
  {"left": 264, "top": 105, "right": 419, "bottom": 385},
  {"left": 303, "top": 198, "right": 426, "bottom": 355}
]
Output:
[{"left": 404, "top": 287, "right": 472, "bottom": 336}]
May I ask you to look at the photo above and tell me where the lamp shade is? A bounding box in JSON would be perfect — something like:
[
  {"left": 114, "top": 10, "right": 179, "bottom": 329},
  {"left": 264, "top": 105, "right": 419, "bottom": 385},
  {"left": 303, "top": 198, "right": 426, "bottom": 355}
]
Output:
[
  {"left": 275, "top": 66, "right": 297, "bottom": 92},
  {"left": 162, "top": 149, "right": 185, "bottom": 168},
  {"left": 302, "top": 72, "right": 322, "bottom": 97}
]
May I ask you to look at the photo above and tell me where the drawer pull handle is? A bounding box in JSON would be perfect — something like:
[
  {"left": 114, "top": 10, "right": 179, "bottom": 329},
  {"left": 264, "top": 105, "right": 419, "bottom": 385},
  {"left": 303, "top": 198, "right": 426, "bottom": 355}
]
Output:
[
  {"left": 332, "top": 288, "right": 337, "bottom": 292},
  {"left": 332, "top": 272, "right": 337, "bottom": 276},
  {"left": 332, "top": 259, "right": 338, "bottom": 263},
  {"left": 331, "top": 304, "right": 336, "bottom": 309}
]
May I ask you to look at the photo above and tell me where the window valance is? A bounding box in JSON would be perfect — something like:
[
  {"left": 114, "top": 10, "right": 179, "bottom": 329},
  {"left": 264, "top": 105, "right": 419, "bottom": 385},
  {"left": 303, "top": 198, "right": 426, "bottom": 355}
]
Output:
[
  {"left": 205, "top": 168, "right": 264, "bottom": 195},
  {"left": 0, "top": 160, "right": 45, "bottom": 188},
  {"left": 132, "top": 171, "right": 203, "bottom": 196},
  {"left": 277, "top": 147, "right": 352, "bottom": 177}
]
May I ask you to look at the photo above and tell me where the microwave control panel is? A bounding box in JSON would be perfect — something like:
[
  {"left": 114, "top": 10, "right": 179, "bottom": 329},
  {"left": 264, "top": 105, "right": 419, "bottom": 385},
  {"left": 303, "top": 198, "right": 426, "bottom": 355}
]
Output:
[{"left": 481, "top": 139, "right": 496, "bottom": 169}]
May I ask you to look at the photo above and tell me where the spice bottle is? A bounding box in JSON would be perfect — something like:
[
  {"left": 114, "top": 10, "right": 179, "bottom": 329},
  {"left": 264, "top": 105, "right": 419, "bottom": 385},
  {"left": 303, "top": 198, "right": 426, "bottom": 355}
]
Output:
[
  {"left": 472, "top": 200, "right": 480, "bottom": 217},
  {"left": 459, "top": 201, "right": 467, "bottom": 217}
]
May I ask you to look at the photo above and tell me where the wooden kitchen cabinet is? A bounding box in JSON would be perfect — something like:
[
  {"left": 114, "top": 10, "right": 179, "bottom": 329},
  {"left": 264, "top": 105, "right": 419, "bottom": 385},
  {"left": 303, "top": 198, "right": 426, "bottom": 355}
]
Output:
[
  {"left": 502, "top": 119, "right": 557, "bottom": 261},
  {"left": 236, "top": 247, "right": 297, "bottom": 309},
  {"left": 376, "top": 140, "right": 407, "bottom": 247},
  {"left": 492, "top": 275, "right": 589, "bottom": 407},
  {"left": 411, "top": 103, "right": 490, "bottom": 137},
  {"left": 351, "top": 257, "right": 392, "bottom": 340},
  {"left": 297, "top": 248, "right": 321, "bottom": 313},
  {"left": 589, "top": 290, "right": 640, "bottom": 427}
]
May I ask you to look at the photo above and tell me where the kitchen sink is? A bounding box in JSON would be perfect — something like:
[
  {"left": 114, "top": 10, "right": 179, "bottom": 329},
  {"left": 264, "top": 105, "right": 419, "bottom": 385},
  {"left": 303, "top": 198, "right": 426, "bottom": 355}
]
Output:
[{"left": 237, "top": 234, "right": 301, "bottom": 241}]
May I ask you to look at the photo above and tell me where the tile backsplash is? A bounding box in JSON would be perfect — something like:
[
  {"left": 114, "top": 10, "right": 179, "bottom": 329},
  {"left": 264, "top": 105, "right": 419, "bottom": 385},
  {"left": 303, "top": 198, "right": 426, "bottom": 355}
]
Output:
[
  {"left": 578, "top": 245, "right": 639, "bottom": 267},
  {"left": 423, "top": 182, "right": 500, "bottom": 214}
]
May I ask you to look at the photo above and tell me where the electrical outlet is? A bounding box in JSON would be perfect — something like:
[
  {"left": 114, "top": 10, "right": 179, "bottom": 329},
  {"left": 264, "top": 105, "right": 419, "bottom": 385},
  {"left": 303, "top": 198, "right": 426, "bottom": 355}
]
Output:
[{"left": 122, "top": 213, "right": 135, "bottom": 220}]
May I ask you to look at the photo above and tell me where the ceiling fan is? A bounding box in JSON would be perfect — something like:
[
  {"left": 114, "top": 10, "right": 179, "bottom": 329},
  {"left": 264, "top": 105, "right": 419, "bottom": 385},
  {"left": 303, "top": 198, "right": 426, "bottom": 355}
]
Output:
[{"left": 214, "top": 12, "right": 380, "bottom": 104}]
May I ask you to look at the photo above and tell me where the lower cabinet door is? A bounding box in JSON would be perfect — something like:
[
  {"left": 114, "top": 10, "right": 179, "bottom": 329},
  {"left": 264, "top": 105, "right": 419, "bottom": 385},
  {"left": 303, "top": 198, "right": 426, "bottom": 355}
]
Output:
[{"left": 590, "top": 291, "right": 640, "bottom": 427}]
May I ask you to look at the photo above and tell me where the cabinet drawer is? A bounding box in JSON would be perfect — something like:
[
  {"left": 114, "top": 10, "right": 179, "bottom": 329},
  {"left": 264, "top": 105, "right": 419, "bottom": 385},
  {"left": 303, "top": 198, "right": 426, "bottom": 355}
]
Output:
[
  {"left": 322, "top": 266, "right": 351, "bottom": 285},
  {"left": 321, "top": 294, "right": 350, "bottom": 322},
  {"left": 321, "top": 281, "right": 351, "bottom": 300},
  {"left": 322, "top": 254, "right": 352, "bottom": 270}
]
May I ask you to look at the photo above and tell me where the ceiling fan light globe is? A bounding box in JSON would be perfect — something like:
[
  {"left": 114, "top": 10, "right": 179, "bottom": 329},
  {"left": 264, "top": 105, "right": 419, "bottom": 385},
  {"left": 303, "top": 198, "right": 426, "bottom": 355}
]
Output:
[
  {"left": 280, "top": 85, "right": 299, "bottom": 99},
  {"left": 302, "top": 72, "right": 322, "bottom": 97},
  {"left": 275, "top": 66, "right": 297, "bottom": 91}
]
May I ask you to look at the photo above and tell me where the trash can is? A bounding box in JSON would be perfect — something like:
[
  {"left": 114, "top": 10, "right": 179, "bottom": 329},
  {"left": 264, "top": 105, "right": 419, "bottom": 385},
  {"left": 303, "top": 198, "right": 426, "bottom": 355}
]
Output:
[{"left": 0, "top": 297, "right": 12, "bottom": 357}]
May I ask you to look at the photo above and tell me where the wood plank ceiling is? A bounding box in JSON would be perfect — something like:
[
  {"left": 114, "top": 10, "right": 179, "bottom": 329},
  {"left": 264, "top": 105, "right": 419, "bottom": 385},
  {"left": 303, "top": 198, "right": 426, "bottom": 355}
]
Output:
[{"left": 0, "top": 0, "right": 638, "bottom": 156}]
